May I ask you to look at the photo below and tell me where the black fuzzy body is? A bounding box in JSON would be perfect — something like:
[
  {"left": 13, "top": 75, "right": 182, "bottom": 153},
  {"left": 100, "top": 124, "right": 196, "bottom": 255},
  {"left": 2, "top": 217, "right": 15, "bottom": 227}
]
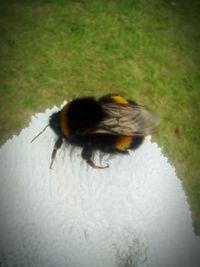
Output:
[
  {"left": 67, "top": 133, "right": 143, "bottom": 154},
  {"left": 66, "top": 97, "right": 105, "bottom": 136},
  {"left": 49, "top": 97, "right": 143, "bottom": 153},
  {"left": 48, "top": 95, "right": 157, "bottom": 168}
]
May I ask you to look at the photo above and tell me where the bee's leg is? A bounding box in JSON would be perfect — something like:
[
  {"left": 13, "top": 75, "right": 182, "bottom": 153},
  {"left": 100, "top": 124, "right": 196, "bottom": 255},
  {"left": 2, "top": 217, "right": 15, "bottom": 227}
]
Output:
[
  {"left": 49, "top": 137, "right": 63, "bottom": 169},
  {"left": 82, "top": 145, "right": 109, "bottom": 169}
]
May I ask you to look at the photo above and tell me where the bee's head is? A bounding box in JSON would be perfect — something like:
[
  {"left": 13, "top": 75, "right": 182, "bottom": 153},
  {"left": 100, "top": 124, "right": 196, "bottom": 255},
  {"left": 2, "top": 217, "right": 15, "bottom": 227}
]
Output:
[{"left": 49, "top": 111, "right": 63, "bottom": 137}]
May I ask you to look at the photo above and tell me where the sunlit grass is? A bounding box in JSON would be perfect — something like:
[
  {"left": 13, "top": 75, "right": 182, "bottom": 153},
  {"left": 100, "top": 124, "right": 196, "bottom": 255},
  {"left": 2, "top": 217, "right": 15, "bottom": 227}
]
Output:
[{"left": 0, "top": 0, "right": 200, "bottom": 232}]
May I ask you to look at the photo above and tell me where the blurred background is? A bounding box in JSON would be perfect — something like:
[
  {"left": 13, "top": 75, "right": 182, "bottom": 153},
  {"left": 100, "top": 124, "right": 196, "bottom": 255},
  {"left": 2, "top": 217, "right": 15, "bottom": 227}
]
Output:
[{"left": 0, "top": 0, "right": 199, "bottom": 233}]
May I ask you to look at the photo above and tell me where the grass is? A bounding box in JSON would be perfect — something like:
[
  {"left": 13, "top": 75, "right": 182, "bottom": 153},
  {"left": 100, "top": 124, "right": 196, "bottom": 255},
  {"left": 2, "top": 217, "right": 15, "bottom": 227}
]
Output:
[{"left": 0, "top": 0, "right": 200, "bottom": 232}]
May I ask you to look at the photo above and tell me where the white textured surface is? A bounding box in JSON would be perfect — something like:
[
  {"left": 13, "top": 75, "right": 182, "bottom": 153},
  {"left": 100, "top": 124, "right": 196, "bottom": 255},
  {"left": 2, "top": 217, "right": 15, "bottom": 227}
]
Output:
[{"left": 0, "top": 105, "right": 200, "bottom": 267}]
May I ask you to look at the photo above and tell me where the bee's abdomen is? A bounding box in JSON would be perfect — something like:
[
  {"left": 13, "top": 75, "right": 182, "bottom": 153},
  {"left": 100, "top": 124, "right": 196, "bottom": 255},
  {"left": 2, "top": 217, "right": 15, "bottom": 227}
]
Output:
[
  {"left": 115, "top": 136, "right": 133, "bottom": 151},
  {"left": 68, "top": 134, "right": 144, "bottom": 154},
  {"left": 114, "top": 135, "right": 144, "bottom": 151}
]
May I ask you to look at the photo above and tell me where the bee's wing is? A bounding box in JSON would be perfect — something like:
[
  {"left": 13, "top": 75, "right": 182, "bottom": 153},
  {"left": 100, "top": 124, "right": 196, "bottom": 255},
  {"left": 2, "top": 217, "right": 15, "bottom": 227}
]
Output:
[{"left": 93, "top": 102, "right": 159, "bottom": 136}]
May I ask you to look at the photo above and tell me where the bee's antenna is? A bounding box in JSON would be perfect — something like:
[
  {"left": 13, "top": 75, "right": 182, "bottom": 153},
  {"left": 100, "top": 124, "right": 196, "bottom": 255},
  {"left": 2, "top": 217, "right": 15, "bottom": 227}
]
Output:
[{"left": 31, "top": 124, "right": 49, "bottom": 143}]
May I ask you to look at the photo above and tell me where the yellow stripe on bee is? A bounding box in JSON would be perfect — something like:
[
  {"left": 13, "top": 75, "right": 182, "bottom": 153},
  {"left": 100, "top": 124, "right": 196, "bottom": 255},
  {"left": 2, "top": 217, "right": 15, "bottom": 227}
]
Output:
[
  {"left": 111, "top": 95, "right": 128, "bottom": 105},
  {"left": 60, "top": 103, "right": 70, "bottom": 137},
  {"left": 115, "top": 136, "right": 133, "bottom": 151}
]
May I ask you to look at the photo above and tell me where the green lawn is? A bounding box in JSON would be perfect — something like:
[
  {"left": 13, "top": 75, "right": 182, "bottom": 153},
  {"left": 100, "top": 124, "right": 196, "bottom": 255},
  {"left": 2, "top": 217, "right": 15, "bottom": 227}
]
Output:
[{"left": 0, "top": 0, "right": 200, "bottom": 233}]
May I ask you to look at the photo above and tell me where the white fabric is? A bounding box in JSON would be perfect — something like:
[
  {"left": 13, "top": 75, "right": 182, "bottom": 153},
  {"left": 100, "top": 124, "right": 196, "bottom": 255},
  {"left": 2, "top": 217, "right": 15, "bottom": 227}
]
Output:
[{"left": 0, "top": 104, "right": 200, "bottom": 267}]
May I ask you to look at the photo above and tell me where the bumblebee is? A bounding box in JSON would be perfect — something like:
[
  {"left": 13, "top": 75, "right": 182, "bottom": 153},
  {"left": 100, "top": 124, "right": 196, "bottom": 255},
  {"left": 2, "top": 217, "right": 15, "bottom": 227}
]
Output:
[{"left": 31, "top": 95, "right": 159, "bottom": 169}]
